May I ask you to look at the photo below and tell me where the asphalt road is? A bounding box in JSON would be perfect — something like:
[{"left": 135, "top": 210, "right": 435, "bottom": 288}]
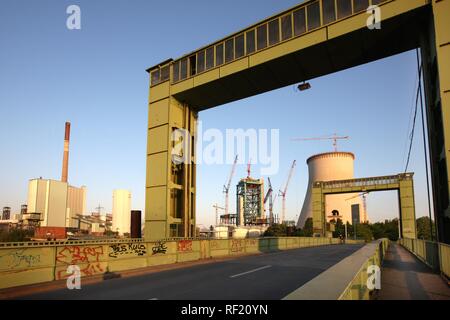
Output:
[{"left": 20, "top": 244, "right": 363, "bottom": 300}]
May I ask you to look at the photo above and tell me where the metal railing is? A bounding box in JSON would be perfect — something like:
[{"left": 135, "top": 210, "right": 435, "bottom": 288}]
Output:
[
  {"left": 399, "top": 238, "right": 448, "bottom": 277},
  {"left": 0, "top": 238, "right": 146, "bottom": 248},
  {"left": 439, "top": 243, "right": 450, "bottom": 280},
  {"left": 317, "top": 173, "right": 413, "bottom": 190}
]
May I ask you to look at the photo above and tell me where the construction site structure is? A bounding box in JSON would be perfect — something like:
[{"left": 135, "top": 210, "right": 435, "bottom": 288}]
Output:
[{"left": 236, "top": 177, "right": 265, "bottom": 226}]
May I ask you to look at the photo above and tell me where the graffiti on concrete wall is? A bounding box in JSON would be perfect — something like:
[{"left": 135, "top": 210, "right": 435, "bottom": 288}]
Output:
[
  {"left": 210, "top": 240, "right": 220, "bottom": 250},
  {"left": 231, "top": 239, "right": 244, "bottom": 253},
  {"left": 177, "top": 240, "right": 193, "bottom": 252},
  {"left": 152, "top": 241, "right": 167, "bottom": 255},
  {"left": 0, "top": 249, "right": 41, "bottom": 269},
  {"left": 56, "top": 245, "right": 104, "bottom": 279},
  {"left": 108, "top": 243, "right": 147, "bottom": 258}
]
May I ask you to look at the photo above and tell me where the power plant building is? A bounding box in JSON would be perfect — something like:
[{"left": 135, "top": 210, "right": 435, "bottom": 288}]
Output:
[
  {"left": 25, "top": 121, "right": 88, "bottom": 228},
  {"left": 112, "top": 189, "right": 131, "bottom": 235},
  {"left": 236, "top": 177, "right": 265, "bottom": 226},
  {"left": 26, "top": 179, "right": 87, "bottom": 228},
  {"left": 2, "top": 207, "right": 11, "bottom": 220},
  {"left": 297, "top": 152, "right": 367, "bottom": 228}
]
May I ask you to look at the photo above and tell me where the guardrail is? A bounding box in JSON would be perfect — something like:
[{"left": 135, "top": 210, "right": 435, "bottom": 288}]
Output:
[
  {"left": 0, "top": 236, "right": 341, "bottom": 290},
  {"left": 439, "top": 243, "right": 450, "bottom": 280},
  {"left": 283, "top": 238, "right": 389, "bottom": 300},
  {"left": 339, "top": 238, "right": 389, "bottom": 300},
  {"left": 0, "top": 238, "right": 146, "bottom": 248},
  {"left": 399, "top": 238, "right": 450, "bottom": 279}
]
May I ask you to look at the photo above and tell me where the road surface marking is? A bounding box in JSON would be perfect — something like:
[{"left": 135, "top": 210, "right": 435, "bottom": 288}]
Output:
[
  {"left": 148, "top": 298, "right": 158, "bottom": 300},
  {"left": 230, "top": 265, "right": 272, "bottom": 278}
]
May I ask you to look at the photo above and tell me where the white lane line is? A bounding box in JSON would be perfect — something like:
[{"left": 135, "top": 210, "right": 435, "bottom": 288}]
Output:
[{"left": 229, "top": 265, "right": 272, "bottom": 278}]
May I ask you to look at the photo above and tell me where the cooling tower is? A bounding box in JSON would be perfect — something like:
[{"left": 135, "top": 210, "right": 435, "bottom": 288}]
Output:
[{"left": 297, "top": 152, "right": 367, "bottom": 228}]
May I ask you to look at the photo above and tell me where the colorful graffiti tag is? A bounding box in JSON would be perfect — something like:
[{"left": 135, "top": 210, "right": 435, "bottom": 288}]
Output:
[
  {"left": 245, "top": 239, "right": 258, "bottom": 247},
  {"left": 210, "top": 240, "right": 221, "bottom": 249},
  {"left": 177, "top": 240, "right": 193, "bottom": 252},
  {"left": 109, "top": 243, "right": 147, "bottom": 258},
  {"left": 0, "top": 249, "right": 41, "bottom": 269},
  {"left": 231, "top": 239, "right": 244, "bottom": 253},
  {"left": 56, "top": 245, "right": 105, "bottom": 279}
]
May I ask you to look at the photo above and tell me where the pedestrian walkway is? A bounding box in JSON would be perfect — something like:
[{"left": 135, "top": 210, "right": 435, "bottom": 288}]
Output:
[{"left": 378, "top": 243, "right": 450, "bottom": 300}]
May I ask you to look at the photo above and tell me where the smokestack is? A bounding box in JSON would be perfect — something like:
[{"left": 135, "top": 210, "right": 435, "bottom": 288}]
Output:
[{"left": 61, "top": 122, "right": 70, "bottom": 183}]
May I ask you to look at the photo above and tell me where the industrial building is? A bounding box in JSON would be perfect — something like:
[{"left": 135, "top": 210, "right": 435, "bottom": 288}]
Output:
[
  {"left": 25, "top": 121, "right": 88, "bottom": 229},
  {"left": 112, "top": 189, "right": 131, "bottom": 235},
  {"left": 297, "top": 151, "right": 367, "bottom": 228},
  {"left": 26, "top": 178, "right": 87, "bottom": 228},
  {"left": 236, "top": 177, "right": 265, "bottom": 226},
  {"left": 1, "top": 207, "right": 11, "bottom": 220}
]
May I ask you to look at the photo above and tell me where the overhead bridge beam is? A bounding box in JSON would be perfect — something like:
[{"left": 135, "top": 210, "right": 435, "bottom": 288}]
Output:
[
  {"left": 145, "top": 0, "right": 450, "bottom": 242},
  {"left": 147, "top": 0, "right": 429, "bottom": 110}
]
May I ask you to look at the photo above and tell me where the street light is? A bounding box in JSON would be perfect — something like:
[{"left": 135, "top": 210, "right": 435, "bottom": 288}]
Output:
[{"left": 297, "top": 81, "right": 311, "bottom": 91}]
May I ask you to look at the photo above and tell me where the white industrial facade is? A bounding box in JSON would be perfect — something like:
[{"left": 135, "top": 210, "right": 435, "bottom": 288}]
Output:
[
  {"left": 112, "top": 189, "right": 131, "bottom": 235},
  {"left": 27, "top": 178, "right": 86, "bottom": 228},
  {"left": 297, "top": 152, "right": 367, "bottom": 228}
]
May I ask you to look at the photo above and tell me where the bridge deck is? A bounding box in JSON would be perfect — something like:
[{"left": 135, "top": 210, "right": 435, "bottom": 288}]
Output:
[
  {"left": 11, "top": 244, "right": 363, "bottom": 300},
  {"left": 378, "top": 243, "right": 450, "bottom": 300}
]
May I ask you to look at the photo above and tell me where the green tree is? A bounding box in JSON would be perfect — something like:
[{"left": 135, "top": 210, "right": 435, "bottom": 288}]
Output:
[
  {"left": 355, "top": 223, "right": 373, "bottom": 241},
  {"left": 0, "top": 228, "right": 34, "bottom": 242},
  {"left": 293, "top": 228, "right": 305, "bottom": 237},
  {"left": 368, "top": 219, "right": 399, "bottom": 241},
  {"left": 302, "top": 218, "right": 313, "bottom": 237},
  {"left": 263, "top": 224, "right": 287, "bottom": 237},
  {"left": 416, "top": 216, "right": 435, "bottom": 240},
  {"left": 331, "top": 219, "right": 345, "bottom": 238},
  {"left": 385, "top": 219, "right": 399, "bottom": 241}
]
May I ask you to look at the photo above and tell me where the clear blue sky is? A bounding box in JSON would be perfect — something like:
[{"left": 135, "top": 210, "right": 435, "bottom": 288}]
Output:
[{"left": 0, "top": 0, "right": 432, "bottom": 227}]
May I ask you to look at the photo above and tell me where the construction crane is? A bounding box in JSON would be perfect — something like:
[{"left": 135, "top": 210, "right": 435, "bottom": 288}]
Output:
[
  {"left": 272, "top": 194, "right": 278, "bottom": 223},
  {"left": 212, "top": 204, "right": 225, "bottom": 226},
  {"left": 278, "top": 160, "right": 297, "bottom": 224},
  {"left": 345, "top": 192, "right": 369, "bottom": 223},
  {"left": 223, "top": 155, "right": 238, "bottom": 218},
  {"left": 247, "top": 158, "right": 252, "bottom": 178},
  {"left": 291, "top": 133, "right": 349, "bottom": 152},
  {"left": 263, "top": 177, "right": 274, "bottom": 225}
]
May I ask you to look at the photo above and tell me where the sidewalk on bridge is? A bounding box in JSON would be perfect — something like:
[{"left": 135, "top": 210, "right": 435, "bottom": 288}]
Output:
[{"left": 377, "top": 243, "right": 450, "bottom": 300}]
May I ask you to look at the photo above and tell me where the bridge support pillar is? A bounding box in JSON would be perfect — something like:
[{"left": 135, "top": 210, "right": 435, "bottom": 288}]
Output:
[
  {"left": 312, "top": 185, "right": 326, "bottom": 236},
  {"left": 145, "top": 72, "right": 197, "bottom": 240},
  {"left": 398, "top": 175, "right": 417, "bottom": 239},
  {"left": 421, "top": 0, "right": 450, "bottom": 243}
]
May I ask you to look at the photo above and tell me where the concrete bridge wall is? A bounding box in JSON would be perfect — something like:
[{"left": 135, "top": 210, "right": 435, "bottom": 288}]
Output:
[{"left": 0, "top": 237, "right": 342, "bottom": 290}]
